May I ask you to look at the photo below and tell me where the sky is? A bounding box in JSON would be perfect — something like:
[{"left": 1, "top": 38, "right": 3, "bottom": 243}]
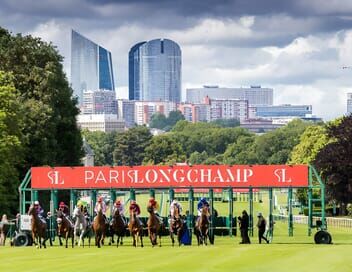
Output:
[{"left": 1, "top": 0, "right": 352, "bottom": 120}]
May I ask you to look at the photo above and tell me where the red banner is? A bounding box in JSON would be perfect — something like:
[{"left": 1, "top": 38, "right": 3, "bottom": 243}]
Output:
[{"left": 30, "top": 165, "right": 308, "bottom": 189}]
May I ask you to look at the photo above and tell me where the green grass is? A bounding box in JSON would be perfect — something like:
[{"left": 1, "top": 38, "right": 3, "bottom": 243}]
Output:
[{"left": 1, "top": 222, "right": 351, "bottom": 272}]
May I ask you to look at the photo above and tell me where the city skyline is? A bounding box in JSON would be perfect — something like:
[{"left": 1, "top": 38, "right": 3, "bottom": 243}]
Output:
[
  {"left": 129, "top": 39, "right": 181, "bottom": 102},
  {"left": 71, "top": 30, "right": 115, "bottom": 105},
  {"left": 1, "top": 0, "right": 352, "bottom": 119}
]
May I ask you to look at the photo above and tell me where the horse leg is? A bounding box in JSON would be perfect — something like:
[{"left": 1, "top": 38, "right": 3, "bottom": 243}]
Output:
[
  {"left": 58, "top": 235, "right": 63, "bottom": 246},
  {"left": 159, "top": 230, "right": 162, "bottom": 247},
  {"left": 170, "top": 231, "right": 175, "bottom": 247},
  {"left": 132, "top": 233, "right": 136, "bottom": 247},
  {"left": 140, "top": 232, "right": 144, "bottom": 248}
]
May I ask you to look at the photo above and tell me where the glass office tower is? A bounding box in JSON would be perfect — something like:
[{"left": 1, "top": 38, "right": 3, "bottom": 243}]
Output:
[
  {"left": 129, "top": 39, "right": 181, "bottom": 102},
  {"left": 71, "top": 30, "right": 115, "bottom": 105}
]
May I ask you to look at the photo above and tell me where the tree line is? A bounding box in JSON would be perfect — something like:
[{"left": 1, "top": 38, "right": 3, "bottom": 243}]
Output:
[{"left": 0, "top": 27, "right": 82, "bottom": 215}]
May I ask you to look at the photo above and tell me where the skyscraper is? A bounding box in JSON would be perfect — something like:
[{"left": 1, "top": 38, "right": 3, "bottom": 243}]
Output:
[
  {"left": 129, "top": 39, "right": 181, "bottom": 102},
  {"left": 347, "top": 93, "right": 352, "bottom": 114},
  {"left": 71, "top": 30, "right": 115, "bottom": 105}
]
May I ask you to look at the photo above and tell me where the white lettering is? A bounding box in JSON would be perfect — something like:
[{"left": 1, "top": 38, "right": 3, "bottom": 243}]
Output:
[
  {"left": 84, "top": 171, "right": 94, "bottom": 184},
  {"left": 95, "top": 171, "right": 107, "bottom": 184},
  {"left": 186, "top": 169, "right": 198, "bottom": 183},
  {"left": 109, "top": 170, "right": 119, "bottom": 183},
  {"left": 173, "top": 169, "right": 185, "bottom": 183},
  {"left": 146, "top": 169, "right": 158, "bottom": 184},
  {"left": 274, "top": 169, "right": 292, "bottom": 183},
  {"left": 226, "top": 169, "right": 235, "bottom": 182},
  {"left": 213, "top": 169, "right": 225, "bottom": 183},
  {"left": 200, "top": 169, "right": 212, "bottom": 183},
  {"left": 243, "top": 169, "right": 253, "bottom": 182},
  {"left": 159, "top": 169, "right": 171, "bottom": 183}
]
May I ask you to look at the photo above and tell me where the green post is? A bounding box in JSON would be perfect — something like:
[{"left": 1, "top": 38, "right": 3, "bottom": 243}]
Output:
[
  {"left": 321, "top": 183, "right": 326, "bottom": 231},
  {"left": 169, "top": 188, "right": 175, "bottom": 202},
  {"left": 70, "top": 189, "right": 77, "bottom": 214},
  {"left": 32, "top": 190, "right": 38, "bottom": 202},
  {"left": 110, "top": 190, "right": 116, "bottom": 218},
  {"left": 209, "top": 188, "right": 214, "bottom": 240},
  {"left": 269, "top": 188, "right": 273, "bottom": 237},
  {"left": 288, "top": 187, "right": 293, "bottom": 236},
  {"left": 249, "top": 187, "right": 253, "bottom": 237},
  {"left": 50, "top": 190, "right": 58, "bottom": 214},
  {"left": 90, "top": 190, "right": 97, "bottom": 219},
  {"left": 229, "top": 189, "right": 233, "bottom": 236},
  {"left": 188, "top": 188, "right": 194, "bottom": 230},
  {"left": 149, "top": 189, "right": 155, "bottom": 198},
  {"left": 308, "top": 188, "right": 312, "bottom": 236},
  {"left": 130, "top": 189, "right": 136, "bottom": 201}
]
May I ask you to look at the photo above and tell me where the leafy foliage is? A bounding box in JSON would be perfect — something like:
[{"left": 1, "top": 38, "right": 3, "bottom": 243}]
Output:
[
  {"left": 149, "top": 110, "right": 185, "bottom": 131},
  {"left": 113, "top": 126, "right": 152, "bottom": 166},
  {"left": 314, "top": 115, "right": 352, "bottom": 214},
  {"left": 0, "top": 71, "right": 23, "bottom": 215}
]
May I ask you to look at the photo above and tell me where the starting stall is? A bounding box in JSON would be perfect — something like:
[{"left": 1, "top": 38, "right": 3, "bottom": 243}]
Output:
[{"left": 17, "top": 164, "right": 331, "bottom": 246}]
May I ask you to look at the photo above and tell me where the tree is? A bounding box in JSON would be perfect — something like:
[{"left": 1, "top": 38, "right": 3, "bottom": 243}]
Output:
[
  {"left": 189, "top": 151, "right": 209, "bottom": 165},
  {"left": 167, "top": 110, "right": 185, "bottom": 127},
  {"left": 0, "top": 27, "right": 83, "bottom": 173},
  {"left": 289, "top": 125, "right": 330, "bottom": 205},
  {"left": 210, "top": 118, "right": 240, "bottom": 127},
  {"left": 149, "top": 110, "right": 185, "bottom": 131},
  {"left": 0, "top": 71, "right": 23, "bottom": 215},
  {"left": 113, "top": 126, "right": 152, "bottom": 166},
  {"left": 314, "top": 115, "right": 352, "bottom": 215},
  {"left": 149, "top": 113, "right": 167, "bottom": 130},
  {"left": 82, "top": 130, "right": 118, "bottom": 166},
  {"left": 143, "top": 135, "right": 186, "bottom": 165},
  {"left": 223, "top": 135, "right": 256, "bottom": 164}
]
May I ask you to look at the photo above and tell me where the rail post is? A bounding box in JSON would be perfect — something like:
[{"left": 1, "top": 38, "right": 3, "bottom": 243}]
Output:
[
  {"left": 249, "top": 187, "right": 253, "bottom": 237},
  {"left": 288, "top": 187, "right": 293, "bottom": 236},
  {"left": 229, "top": 188, "right": 234, "bottom": 236}
]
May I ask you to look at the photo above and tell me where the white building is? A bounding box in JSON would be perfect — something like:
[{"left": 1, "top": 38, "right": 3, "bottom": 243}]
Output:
[
  {"left": 77, "top": 114, "right": 125, "bottom": 132},
  {"left": 207, "top": 97, "right": 248, "bottom": 122},
  {"left": 347, "top": 93, "right": 352, "bottom": 114},
  {"left": 134, "top": 101, "right": 177, "bottom": 126},
  {"left": 186, "top": 85, "right": 273, "bottom": 106},
  {"left": 81, "top": 90, "right": 117, "bottom": 114}
]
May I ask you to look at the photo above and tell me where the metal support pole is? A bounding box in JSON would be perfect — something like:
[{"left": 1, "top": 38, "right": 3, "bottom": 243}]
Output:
[
  {"left": 229, "top": 189, "right": 233, "bottom": 236},
  {"left": 249, "top": 187, "right": 253, "bottom": 237},
  {"left": 70, "top": 189, "right": 77, "bottom": 215},
  {"left": 32, "top": 190, "right": 38, "bottom": 202},
  {"left": 169, "top": 188, "right": 175, "bottom": 202},
  {"left": 110, "top": 190, "right": 116, "bottom": 217},
  {"left": 188, "top": 188, "right": 194, "bottom": 231},
  {"left": 90, "top": 190, "right": 97, "bottom": 219},
  {"left": 288, "top": 187, "right": 293, "bottom": 236},
  {"left": 308, "top": 188, "right": 312, "bottom": 236},
  {"left": 149, "top": 189, "right": 155, "bottom": 198},
  {"left": 209, "top": 188, "right": 214, "bottom": 240},
  {"left": 129, "top": 189, "right": 136, "bottom": 201},
  {"left": 269, "top": 188, "right": 273, "bottom": 237},
  {"left": 321, "top": 183, "right": 326, "bottom": 230}
]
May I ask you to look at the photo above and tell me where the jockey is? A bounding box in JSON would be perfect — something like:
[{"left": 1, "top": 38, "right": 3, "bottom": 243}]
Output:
[
  {"left": 147, "top": 197, "right": 163, "bottom": 224},
  {"left": 169, "top": 199, "right": 182, "bottom": 219},
  {"left": 197, "top": 197, "right": 210, "bottom": 216},
  {"left": 34, "top": 200, "right": 45, "bottom": 221},
  {"left": 129, "top": 200, "right": 143, "bottom": 226},
  {"left": 94, "top": 196, "right": 108, "bottom": 224},
  {"left": 58, "top": 201, "right": 69, "bottom": 215},
  {"left": 112, "top": 199, "right": 126, "bottom": 225}
]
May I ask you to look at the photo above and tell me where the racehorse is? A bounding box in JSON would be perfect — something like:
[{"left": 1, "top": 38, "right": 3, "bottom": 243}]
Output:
[
  {"left": 56, "top": 210, "right": 74, "bottom": 248},
  {"left": 147, "top": 206, "right": 162, "bottom": 247},
  {"left": 128, "top": 210, "right": 144, "bottom": 248},
  {"left": 92, "top": 202, "right": 106, "bottom": 248},
  {"left": 72, "top": 206, "right": 91, "bottom": 247},
  {"left": 109, "top": 208, "right": 126, "bottom": 247},
  {"left": 169, "top": 206, "right": 184, "bottom": 247},
  {"left": 28, "top": 205, "right": 48, "bottom": 249},
  {"left": 194, "top": 206, "right": 210, "bottom": 246}
]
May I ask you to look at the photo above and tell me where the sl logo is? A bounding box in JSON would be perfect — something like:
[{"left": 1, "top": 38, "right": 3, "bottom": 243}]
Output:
[
  {"left": 274, "top": 169, "right": 292, "bottom": 183},
  {"left": 48, "top": 171, "right": 65, "bottom": 185}
]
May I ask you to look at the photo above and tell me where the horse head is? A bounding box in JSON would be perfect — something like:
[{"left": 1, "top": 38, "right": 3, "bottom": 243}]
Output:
[{"left": 28, "top": 205, "right": 35, "bottom": 216}]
